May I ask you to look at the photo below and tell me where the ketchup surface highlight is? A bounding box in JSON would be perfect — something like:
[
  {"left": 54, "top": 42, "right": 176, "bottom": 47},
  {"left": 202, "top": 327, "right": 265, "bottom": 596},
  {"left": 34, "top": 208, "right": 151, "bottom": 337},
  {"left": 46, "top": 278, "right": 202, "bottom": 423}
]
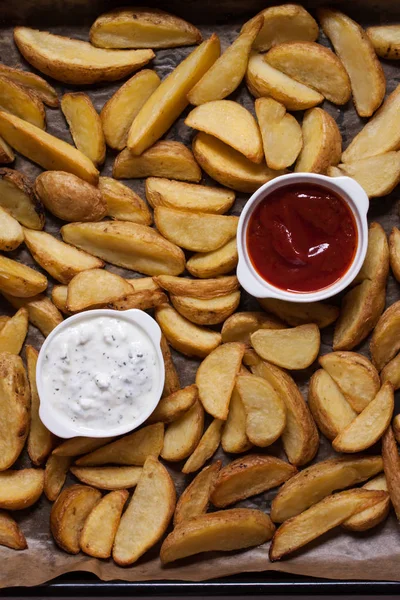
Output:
[{"left": 246, "top": 183, "right": 357, "bottom": 293}]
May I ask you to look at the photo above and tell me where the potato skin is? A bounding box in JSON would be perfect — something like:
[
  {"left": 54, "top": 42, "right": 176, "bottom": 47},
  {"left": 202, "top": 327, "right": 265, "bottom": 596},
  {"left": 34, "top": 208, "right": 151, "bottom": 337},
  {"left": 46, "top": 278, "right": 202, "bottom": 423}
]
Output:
[{"left": 34, "top": 171, "right": 107, "bottom": 222}]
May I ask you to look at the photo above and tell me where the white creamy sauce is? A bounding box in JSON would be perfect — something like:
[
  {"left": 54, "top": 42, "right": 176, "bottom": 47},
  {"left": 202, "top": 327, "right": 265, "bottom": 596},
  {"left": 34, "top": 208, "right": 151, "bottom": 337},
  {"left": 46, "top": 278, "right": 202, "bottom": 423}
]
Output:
[{"left": 41, "top": 315, "right": 158, "bottom": 431}]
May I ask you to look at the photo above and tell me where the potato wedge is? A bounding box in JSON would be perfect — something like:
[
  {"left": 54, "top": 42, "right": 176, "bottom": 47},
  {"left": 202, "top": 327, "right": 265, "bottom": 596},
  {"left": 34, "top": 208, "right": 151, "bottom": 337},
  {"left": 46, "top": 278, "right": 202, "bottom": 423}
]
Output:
[
  {"left": 14, "top": 27, "right": 154, "bottom": 85},
  {"left": 0, "top": 353, "right": 30, "bottom": 471},
  {"left": 0, "top": 206, "right": 23, "bottom": 251},
  {"left": 90, "top": 7, "right": 201, "bottom": 49},
  {"left": 160, "top": 334, "right": 180, "bottom": 397},
  {"left": 295, "top": 108, "right": 342, "bottom": 174},
  {"left": 251, "top": 324, "right": 320, "bottom": 370},
  {"left": 147, "top": 385, "right": 198, "bottom": 424},
  {"left": 51, "top": 286, "right": 69, "bottom": 314},
  {"left": 367, "top": 25, "right": 400, "bottom": 59},
  {"left": 61, "top": 93, "right": 105, "bottom": 167},
  {"left": 382, "top": 425, "right": 400, "bottom": 519},
  {"left": 221, "top": 311, "right": 284, "bottom": 344},
  {"left": 266, "top": 42, "right": 351, "bottom": 105},
  {"left": 0, "top": 511, "right": 27, "bottom": 550},
  {"left": 244, "top": 4, "right": 318, "bottom": 52},
  {"left": 244, "top": 350, "right": 319, "bottom": 466},
  {"left": 161, "top": 401, "right": 204, "bottom": 462},
  {"left": 332, "top": 383, "right": 394, "bottom": 453},
  {"left": 0, "top": 167, "right": 44, "bottom": 230},
  {"left": 342, "top": 474, "right": 389, "bottom": 531},
  {"left": 352, "top": 221, "right": 389, "bottom": 284},
  {"left": 221, "top": 386, "right": 252, "bottom": 454},
  {"left": 44, "top": 455, "right": 72, "bottom": 501},
  {"left": 3, "top": 293, "right": 63, "bottom": 337},
  {"left": 318, "top": 9, "right": 385, "bottom": 117},
  {"left": 182, "top": 419, "right": 224, "bottom": 474},
  {"left": 99, "top": 177, "right": 152, "bottom": 225},
  {"left": 0, "top": 469, "right": 44, "bottom": 510},
  {"left": 155, "top": 275, "right": 239, "bottom": 299},
  {"left": 0, "top": 75, "right": 45, "bottom": 129},
  {"left": 187, "top": 17, "right": 263, "bottom": 105},
  {"left": 0, "top": 112, "right": 99, "bottom": 184},
  {"left": 319, "top": 352, "right": 380, "bottom": 413},
  {"left": 101, "top": 70, "right": 160, "bottom": 150},
  {"left": 255, "top": 97, "right": 302, "bottom": 170},
  {"left": 75, "top": 423, "right": 164, "bottom": 467},
  {"left": 24, "top": 229, "right": 103, "bottom": 285},
  {"left": 61, "top": 221, "right": 185, "bottom": 276},
  {"left": 270, "top": 455, "right": 383, "bottom": 523},
  {"left": 308, "top": 369, "right": 357, "bottom": 440},
  {"left": 328, "top": 153, "right": 400, "bottom": 199},
  {"left": 187, "top": 237, "right": 238, "bottom": 279},
  {"left": 192, "top": 132, "right": 283, "bottom": 193},
  {"left": 390, "top": 227, "right": 400, "bottom": 283},
  {"left": 53, "top": 437, "right": 114, "bottom": 458},
  {"left": 113, "top": 456, "right": 176, "bottom": 566},
  {"left": 50, "top": 485, "right": 101, "bottom": 554},
  {"left": 114, "top": 141, "right": 201, "bottom": 182},
  {"left": 236, "top": 374, "right": 286, "bottom": 447},
  {"left": 80, "top": 489, "right": 128, "bottom": 559},
  {"left": 186, "top": 100, "right": 263, "bottom": 164},
  {"left": 171, "top": 292, "right": 240, "bottom": 326},
  {"left": 66, "top": 269, "right": 133, "bottom": 312},
  {"left": 127, "top": 35, "right": 220, "bottom": 155},
  {"left": 371, "top": 301, "right": 400, "bottom": 371},
  {"left": 71, "top": 466, "right": 141, "bottom": 490},
  {"left": 145, "top": 177, "right": 235, "bottom": 215},
  {"left": 269, "top": 488, "right": 388, "bottom": 561},
  {"left": 174, "top": 461, "right": 221, "bottom": 526},
  {"left": 246, "top": 52, "right": 323, "bottom": 111},
  {"left": 258, "top": 297, "right": 339, "bottom": 329},
  {"left": 0, "top": 136, "right": 14, "bottom": 164},
  {"left": 26, "top": 346, "right": 53, "bottom": 466},
  {"left": 161, "top": 508, "right": 275, "bottom": 564},
  {"left": 393, "top": 415, "right": 400, "bottom": 443},
  {"left": 381, "top": 354, "right": 400, "bottom": 391},
  {"left": 0, "top": 63, "right": 58, "bottom": 107},
  {"left": 128, "top": 277, "right": 161, "bottom": 292},
  {"left": 211, "top": 455, "right": 296, "bottom": 508},
  {"left": 0, "top": 308, "right": 28, "bottom": 355}
]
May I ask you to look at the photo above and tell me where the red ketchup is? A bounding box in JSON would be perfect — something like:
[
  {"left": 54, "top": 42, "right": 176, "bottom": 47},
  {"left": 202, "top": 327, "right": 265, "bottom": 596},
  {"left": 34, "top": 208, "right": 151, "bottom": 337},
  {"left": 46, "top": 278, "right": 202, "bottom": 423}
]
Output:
[{"left": 246, "top": 183, "right": 357, "bottom": 293}]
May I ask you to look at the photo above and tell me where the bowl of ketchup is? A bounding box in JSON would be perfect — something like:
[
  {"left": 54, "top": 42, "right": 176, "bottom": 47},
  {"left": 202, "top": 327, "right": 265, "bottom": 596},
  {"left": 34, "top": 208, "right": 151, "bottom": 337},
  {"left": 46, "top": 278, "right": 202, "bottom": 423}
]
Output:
[{"left": 237, "top": 173, "right": 369, "bottom": 302}]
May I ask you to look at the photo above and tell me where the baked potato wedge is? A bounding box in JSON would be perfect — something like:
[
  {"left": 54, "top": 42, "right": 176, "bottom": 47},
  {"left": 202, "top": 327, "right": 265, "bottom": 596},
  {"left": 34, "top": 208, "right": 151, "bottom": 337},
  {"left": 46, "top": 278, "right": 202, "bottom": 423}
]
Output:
[
  {"left": 71, "top": 466, "right": 141, "bottom": 490},
  {"left": 80, "top": 490, "right": 128, "bottom": 559},
  {"left": 251, "top": 323, "right": 320, "bottom": 370},
  {"left": 147, "top": 384, "right": 198, "bottom": 424},
  {"left": 160, "top": 334, "right": 180, "bottom": 397},
  {"left": 381, "top": 354, "right": 400, "bottom": 391},
  {"left": 155, "top": 275, "right": 239, "bottom": 299},
  {"left": 389, "top": 227, "right": 400, "bottom": 283},
  {"left": 3, "top": 293, "right": 63, "bottom": 337},
  {"left": 110, "top": 286, "right": 168, "bottom": 312},
  {"left": 0, "top": 137, "right": 14, "bottom": 164},
  {"left": 0, "top": 75, "right": 45, "bottom": 129},
  {"left": 382, "top": 425, "right": 400, "bottom": 519},
  {"left": 0, "top": 469, "right": 44, "bottom": 510},
  {"left": 161, "top": 401, "right": 204, "bottom": 462},
  {"left": 342, "top": 474, "right": 389, "bottom": 532},
  {"left": 258, "top": 297, "right": 339, "bottom": 329},
  {"left": 0, "top": 511, "right": 27, "bottom": 550},
  {"left": 174, "top": 461, "right": 221, "bottom": 526},
  {"left": 171, "top": 292, "right": 240, "bottom": 326},
  {"left": 0, "top": 63, "right": 58, "bottom": 107},
  {"left": 0, "top": 207, "right": 23, "bottom": 251},
  {"left": 187, "top": 237, "right": 238, "bottom": 279},
  {"left": 295, "top": 107, "right": 342, "bottom": 173},
  {"left": 100, "top": 177, "right": 153, "bottom": 225},
  {"left": 66, "top": 269, "right": 133, "bottom": 312},
  {"left": 53, "top": 437, "right": 114, "bottom": 458},
  {"left": 367, "top": 25, "right": 400, "bottom": 59},
  {"left": 182, "top": 418, "right": 223, "bottom": 474},
  {"left": 0, "top": 308, "right": 28, "bottom": 355},
  {"left": 0, "top": 167, "right": 44, "bottom": 230},
  {"left": 371, "top": 301, "right": 400, "bottom": 371},
  {"left": 221, "top": 386, "right": 253, "bottom": 454},
  {"left": 221, "top": 311, "right": 284, "bottom": 344},
  {"left": 44, "top": 455, "right": 72, "bottom": 501},
  {"left": 26, "top": 346, "right": 53, "bottom": 466},
  {"left": 61, "top": 93, "right": 105, "bottom": 166}
]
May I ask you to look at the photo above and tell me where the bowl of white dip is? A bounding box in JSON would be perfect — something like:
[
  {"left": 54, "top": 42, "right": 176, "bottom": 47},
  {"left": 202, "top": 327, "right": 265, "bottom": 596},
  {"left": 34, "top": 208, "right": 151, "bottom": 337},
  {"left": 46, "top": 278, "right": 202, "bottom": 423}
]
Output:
[{"left": 36, "top": 309, "right": 165, "bottom": 439}]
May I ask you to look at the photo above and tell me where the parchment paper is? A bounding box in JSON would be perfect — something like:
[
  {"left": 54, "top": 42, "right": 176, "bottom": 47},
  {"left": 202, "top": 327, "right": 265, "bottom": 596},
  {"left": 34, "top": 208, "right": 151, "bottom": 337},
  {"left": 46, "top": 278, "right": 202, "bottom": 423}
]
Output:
[{"left": 1, "top": 0, "right": 400, "bottom": 588}]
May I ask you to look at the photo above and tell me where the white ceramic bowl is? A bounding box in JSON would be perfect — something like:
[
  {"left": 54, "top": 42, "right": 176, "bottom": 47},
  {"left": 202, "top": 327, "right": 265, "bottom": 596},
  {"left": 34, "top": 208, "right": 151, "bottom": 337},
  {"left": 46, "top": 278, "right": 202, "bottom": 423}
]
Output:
[
  {"left": 37, "top": 308, "right": 165, "bottom": 439},
  {"left": 237, "top": 173, "right": 369, "bottom": 302}
]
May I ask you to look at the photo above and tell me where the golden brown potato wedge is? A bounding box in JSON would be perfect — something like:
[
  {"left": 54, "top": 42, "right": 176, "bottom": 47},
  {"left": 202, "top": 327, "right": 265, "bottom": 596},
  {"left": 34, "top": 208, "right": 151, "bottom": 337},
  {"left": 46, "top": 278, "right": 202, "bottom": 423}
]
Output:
[
  {"left": 0, "top": 511, "right": 27, "bottom": 550},
  {"left": 44, "top": 455, "right": 72, "bottom": 501},
  {"left": 0, "top": 112, "right": 99, "bottom": 184},
  {"left": 382, "top": 425, "right": 400, "bottom": 519},
  {"left": 390, "top": 227, "right": 400, "bottom": 283},
  {"left": 26, "top": 346, "right": 53, "bottom": 466},
  {"left": 174, "top": 461, "right": 221, "bottom": 526},
  {"left": 61, "top": 221, "right": 185, "bottom": 276},
  {"left": 155, "top": 275, "right": 239, "bottom": 299},
  {"left": 381, "top": 354, "right": 400, "bottom": 391},
  {"left": 0, "top": 63, "right": 58, "bottom": 107},
  {"left": 255, "top": 97, "right": 302, "bottom": 170},
  {"left": 114, "top": 141, "right": 201, "bottom": 182},
  {"left": 318, "top": 9, "right": 385, "bottom": 117},
  {"left": 127, "top": 35, "right": 220, "bottom": 155},
  {"left": 221, "top": 311, "right": 284, "bottom": 344},
  {"left": 0, "top": 136, "right": 14, "bottom": 164},
  {"left": 0, "top": 308, "right": 28, "bottom": 355},
  {"left": 211, "top": 455, "right": 296, "bottom": 508},
  {"left": 193, "top": 132, "right": 283, "bottom": 193},
  {"left": 50, "top": 485, "right": 101, "bottom": 554},
  {"left": 71, "top": 466, "right": 141, "bottom": 490},
  {"left": 182, "top": 419, "right": 224, "bottom": 474},
  {"left": 349, "top": 222, "right": 388, "bottom": 285},
  {"left": 128, "top": 276, "right": 161, "bottom": 292},
  {"left": 0, "top": 207, "right": 23, "bottom": 251},
  {"left": 0, "top": 353, "right": 30, "bottom": 471},
  {"left": 90, "top": 7, "right": 201, "bottom": 49},
  {"left": 80, "top": 489, "right": 128, "bottom": 559},
  {"left": 251, "top": 324, "right": 320, "bottom": 370},
  {"left": 76, "top": 423, "right": 164, "bottom": 467},
  {"left": 243, "top": 4, "right": 319, "bottom": 52},
  {"left": 332, "top": 383, "right": 394, "bottom": 453},
  {"left": 155, "top": 304, "right": 221, "bottom": 358},
  {"left": 0, "top": 469, "right": 44, "bottom": 510},
  {"left": 295, "top": 107, "right": 342, "bottom": 174},
  {"left": 53, "top": 437, "right": 114, "bottom": 458},
  {"left": 258, "top": 297, "right": 339, "bottom": 329},
  {"left": 187, "top": 17, "right": 263, "bottom": 105},
  {"left": 113, "top": 456, "right": 176, "bottom": 566},
  {"left": 50, "top": 286, "right": 69, "bottom": 314},
  {"left": 328, "top": 153, "right": 400, "bottom": 199},
  {"left": 107, "top": 289, "right": 167, "bottom": 313},
  {"left": 171, "top": 292, "right": 240, "bottom": 326},
  {"left": 367, "top": 25, "right": 400, "bottom": 59},
  {"left": 265, "top": 42, "right": 351, "bottom": 105},
  {"left": 147, "top": 385, "right": 198, "bottom": 424},
  {"left": 342, "top": 474, "right": 389, "bottom": 531},
  {"left": 244, "top": 350, "right": 319, "bottom": 466},
  {"left": 246, "top": 52, "right": 324, "bottom": 111},
  {"left": 270, "top": 455, "right": 383, "bottom": 523},
  {"left": 99, "top": 177, "right": 152, "bottom": 225},
  {"left": 0, "top": 167, "right": 44, "bottom": 230},
  {"left": 161, "top": 508, "right": 275, "bottom": 564},
  {"left": 160, "top": 334, "right": 180, "bottom": 397},
  {"left": 145, "top": 177, "right": 235, "bottom": 214},
  {"left": 3, "top": 293, "right": 63, "bottom": 337},
  {"left": 221, "top": 386, "right": 252, "bottom": 454},
  {"left": 66, "top": 269, "right": 133, "bottom": 312},
  {"left": 187, "top": 237, "right": 238, "bottom": 279},
  {"left": 161, "top": 401, "right": 204, "bottom": 462},
  {"left": 101, "top": 70, "right": 160, "bottom": 150},
  {"left": 269, "top": 488, "right": 388, "bottom": 561},
  {"left": 371, "top": 301, "right": 400, "bottom": 371},
  {"left": 61, "top": 93, "right": 105, "bottom": 166},
  {"left": 186, "top": 100, "right": 263, "bottom": 164},
  {"left": 0, "top": 75, "right": 45, "bottom": 129},
  {"left": 14, "top": 27, "right": 154, "bottom": 85}
]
